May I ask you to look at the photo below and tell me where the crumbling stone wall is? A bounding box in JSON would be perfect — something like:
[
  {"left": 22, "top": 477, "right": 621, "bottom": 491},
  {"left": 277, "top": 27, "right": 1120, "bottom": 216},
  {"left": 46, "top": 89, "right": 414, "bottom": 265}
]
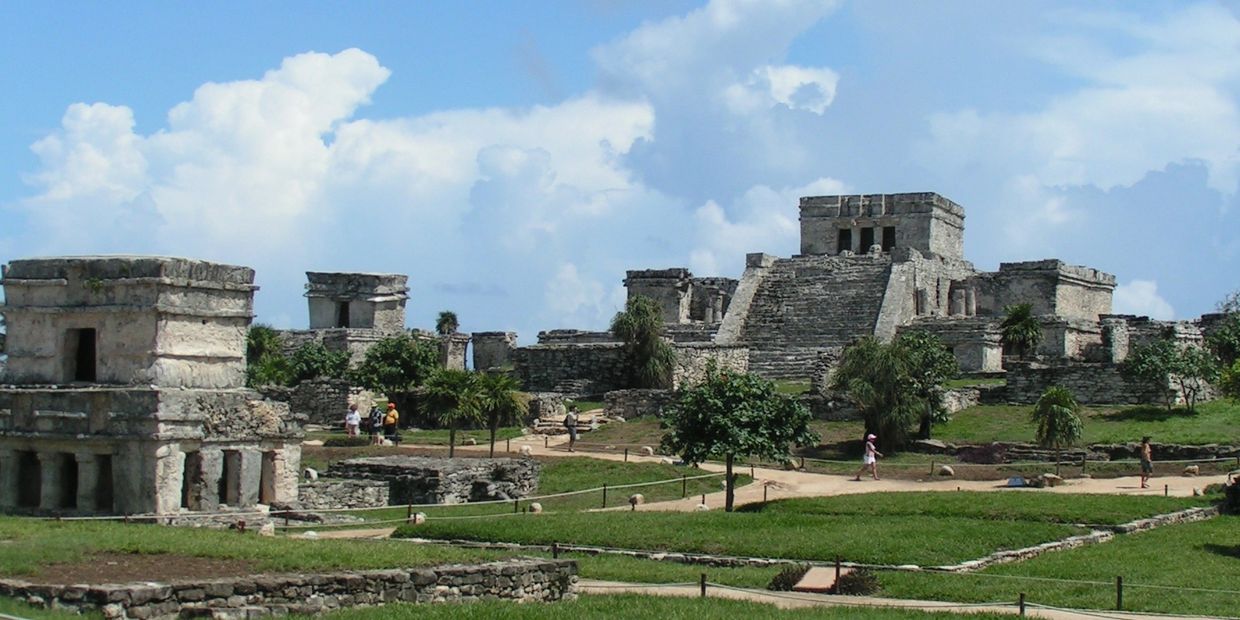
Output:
[
  {"left": 472, "top": 331, "right": 518, "bottom": 371},
  {"left": 1004, "top": 362, "right": 1172, "bottom": 405},
  {"left": 305, "top": 272, "right": 408, "bottom": 333},
  {"left": 671, "top": 343, "right": 748, "bottom": 389},
  {"left": 297, "top": 478, "right": 389, "bottom": 510},
  {"left": 0, "top": 558, "right": 577, "bottom": 618},
  {"left": 287, "top": 379, "right": 374, "bottom": 426},
  {"left": 963, "top": 260, "right": 1115, "bottom": 321},
  {"left": 514, "top": 343, "right": 627, "bottom": 393},
  {"left": 327, "top": 456, "right": 540, "bottom": 504},
  {"left": 604, "top": 389, "right": 675, "bottom": 419},
  {"left": 799, "top": 193, "right": 966, "bottom": 260},
  {"left": 902, "top": 317, "right": 1003, "bottom": 372}
]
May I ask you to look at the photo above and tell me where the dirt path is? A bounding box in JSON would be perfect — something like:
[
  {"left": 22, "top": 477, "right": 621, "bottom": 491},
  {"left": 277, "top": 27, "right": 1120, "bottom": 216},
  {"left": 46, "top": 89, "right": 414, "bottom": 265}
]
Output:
[
  {"left": 430, "top": 433, "right": 1232, "bottom": 513},
  {"left": 579, "top": 579, "right": 1208, "bottom": 619}
]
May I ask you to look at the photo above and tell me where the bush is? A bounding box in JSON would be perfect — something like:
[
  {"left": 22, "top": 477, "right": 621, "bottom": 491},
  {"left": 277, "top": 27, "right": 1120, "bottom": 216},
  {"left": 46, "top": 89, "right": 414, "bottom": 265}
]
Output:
[
  {"left": 1224, "top": 479, "right": 1240, "bottom": 515},
  {"left": 766, "top": 564, "right": 810, "bottom": 591},
  {"left": 323, "top": 436, "right": 371, "bottom": 448},
  {"left": 836, "top": 567, "right": 881, "bottom": 595}
]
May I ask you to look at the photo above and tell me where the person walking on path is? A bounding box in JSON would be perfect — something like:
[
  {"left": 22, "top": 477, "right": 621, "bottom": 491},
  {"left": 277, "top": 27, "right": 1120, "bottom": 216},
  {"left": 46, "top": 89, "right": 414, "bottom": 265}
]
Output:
[
  {"left": 345, "top": 404, "right": 361, "bottom": 438},
  {"left": 854, "top": 433, "right": 883, "bottom": 481},
  {"left": 368, "top": 406, "right": 385, "bottom": 445},
  {"left": 564, "top": 405, "right": 579, "bottom": 452},
  {"left": 1139, "top": 436, "right": 1153, "bottom": 489},
  {"left": 382, "top": 403, "right": 400, "bottom": 445}
]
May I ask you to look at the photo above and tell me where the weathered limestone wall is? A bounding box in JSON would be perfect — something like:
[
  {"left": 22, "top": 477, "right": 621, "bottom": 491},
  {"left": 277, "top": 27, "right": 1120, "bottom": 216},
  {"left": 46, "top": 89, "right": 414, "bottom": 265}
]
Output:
[
  {"left": 965, "top": 260, "right": 1115, "bottom": 321},
  {"left": 625, "top": 268, "right": 692, "bottom": 324},
  {"left": 671, "top": 343, "right": 748, "bottom": 389},
  {"left": 1, "top": 257, "right": 255, "bottom": 388},
  {"left": 1003, "top": 363, "right": 1171, "bottom": 405},
  {"left": 472, "top": 331, "right": 518, "bottom": 371},
  {"left": 1037, "top": 318, "right": 1104, "bottom": 361},
  {"left": 604, "top": 389, "right": 675, "bottom": 419},
  {"left": 799, "top": 193, "right": 966, "bottom": 260},
  {"left": 536, "top": 330, "right": 615, "bottom": 345},
  {"left": 297, "top": 478, "right": 389, "bottom": 509},
  {"left": 514, "top": 343, "right": 627, "bottom": 393},
  {"left": 903, "top": 317, "right": 1003, "bottom": 372},
  {"left": 327, "top": 456, "right": 540, "bottom": 504},
  {"left": 0, "top": 558, "right": 578, "bottom": 619},
  {"left": 283, "top": 380, "right": 374, "bottom": 426}
]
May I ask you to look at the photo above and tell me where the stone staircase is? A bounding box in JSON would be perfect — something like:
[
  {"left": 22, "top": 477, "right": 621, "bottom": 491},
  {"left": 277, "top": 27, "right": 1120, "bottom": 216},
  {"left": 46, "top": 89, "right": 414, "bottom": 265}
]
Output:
[{"left": 738, "top": 254, "right": 894, "bottom": 379}]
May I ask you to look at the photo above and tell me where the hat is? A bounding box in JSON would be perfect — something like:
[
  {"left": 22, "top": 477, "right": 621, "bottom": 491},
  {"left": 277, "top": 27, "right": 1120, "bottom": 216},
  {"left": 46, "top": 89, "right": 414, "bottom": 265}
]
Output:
[
  {"left": 866, "top": 433, "right": 877, "bottom": 440},
  {"left": 387, "top": 403, "right": 396, "bottom": 409}
]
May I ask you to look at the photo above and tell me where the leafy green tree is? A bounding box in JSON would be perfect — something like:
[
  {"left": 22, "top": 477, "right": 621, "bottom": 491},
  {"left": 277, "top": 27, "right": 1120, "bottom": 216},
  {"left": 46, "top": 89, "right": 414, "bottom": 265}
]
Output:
[
  {"left": 1030, "top": 385, "right": 1083, "bottom": 473},
  {"left": 423, "top": 369, "right": 483, "bottom": 458},
  {"left": 245, "top": 324, "right": 292, "bottom": 387},
  {"left": 1220, "top": 360, "right": 1240, "bottom": 401},
  {"left": 663, "top": 366, "right": 818, "bottom": 512},
  {"left": 829, "top": 337, "right": 920, "bottom": 452},
  {"left": 1123, "top": 339, "right": 1220, "bottom": 412},
  {"left": 435, "top": 311, "right": 459, "bottom": 336},
  {"left": 350, "top": 334, "right": 440, "bottom": 397},
  {"left": 1206, "top": 313, "right": 1240, "bottom": 368},
  {"left": 1000, "top": 303, "right": 1042, "bottom": 359},
  {"left": 610, "top": 295, "right": 676, "bottom": 389},
  {"left": 476, "top": 372, "right": 527, "bottom": 457},
  {"left": 288, "top": 341, "right": 350, "bottom": 384},
  {"left": 894, "top": 330, "right": 960, "bottom": 440}
]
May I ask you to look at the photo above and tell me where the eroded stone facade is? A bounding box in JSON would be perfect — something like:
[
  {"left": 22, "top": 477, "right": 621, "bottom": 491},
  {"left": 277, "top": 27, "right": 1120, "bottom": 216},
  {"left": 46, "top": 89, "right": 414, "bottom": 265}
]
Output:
[{"left": 0, "top": 256, "right": 302, "bottom": 516}]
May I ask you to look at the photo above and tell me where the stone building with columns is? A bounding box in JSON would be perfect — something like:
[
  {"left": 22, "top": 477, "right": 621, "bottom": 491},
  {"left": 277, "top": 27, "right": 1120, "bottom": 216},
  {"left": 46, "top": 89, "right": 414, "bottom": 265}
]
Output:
[{"left": 0, "top": 256, "right": 302, "bottom": 516}]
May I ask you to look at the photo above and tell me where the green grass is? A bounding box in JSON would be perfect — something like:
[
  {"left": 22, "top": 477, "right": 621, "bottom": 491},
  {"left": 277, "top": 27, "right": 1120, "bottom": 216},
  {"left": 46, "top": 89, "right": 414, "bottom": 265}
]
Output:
[
  {"left": 394, "top": 494, "right": 1088, "bottom": 566},
  {"left": 936, "top": 400, "right": 1240, "bottom": 445},
  {"left": 317, "top": 593, "right": 1015, "bottom": 619},
  {"left": 944, "top": 377, "right": 1006, "bottom": 389},
  {"left": 568, "top": 553, "right": 780, "bottom": 588},
  {"left": 0, "top": 597, "right": 95, "bottom": 619},
  {"left": 567, "top": 399, "right": 606, "bottom": 412},
  {"left": 0, "top": 517, "right": 506, "bottom": 577},
  {"left": 774, "top": 379, "right": 812, "bottom": 395},
  {"left": 882, "top": 515, "right": 1240, "bottom": 617}
]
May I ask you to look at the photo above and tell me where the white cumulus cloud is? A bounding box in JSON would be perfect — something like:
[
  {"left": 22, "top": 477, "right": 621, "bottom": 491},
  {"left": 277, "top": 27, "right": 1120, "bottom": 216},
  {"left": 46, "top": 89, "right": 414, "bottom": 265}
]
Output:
[{"left": 1113, "top": 279, "right": 1176, "bottom": 319}]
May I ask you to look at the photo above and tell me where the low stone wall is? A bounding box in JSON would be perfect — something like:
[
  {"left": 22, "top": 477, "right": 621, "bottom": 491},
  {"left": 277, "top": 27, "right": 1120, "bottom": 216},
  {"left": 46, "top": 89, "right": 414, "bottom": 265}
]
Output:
[
  {"left": 1004, "top": 362, "right": 1170, "bottom": 405},
  {"left": 513, "top": 344, "right": 627, "bottom": 393},
  {"left": 912, "top": 440, "right": 1240, "bottom": 463},
  {"left": 289, "top": 379, "right": 375, "bottom": 426},
  {"left": 671, "top": 343, "right": 748, "bottom": 389},
  {"left": 942, "top": 384, "right": 1007, "bottom": 413},
  {"left": 298, "top": 479, "right": 390, "bottom": 510},
  {"left": 604, "top": 389, "right": 675, "bottom": 419},
  {"left": 1, "top": 558, "right": 577, "bottom": 619},
  {"left": 328, "top": 456, "right": 540, "bottom": 504}
]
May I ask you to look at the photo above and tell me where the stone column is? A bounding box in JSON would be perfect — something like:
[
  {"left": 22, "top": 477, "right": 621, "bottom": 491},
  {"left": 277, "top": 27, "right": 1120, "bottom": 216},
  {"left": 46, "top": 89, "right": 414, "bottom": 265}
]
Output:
[
  {"left": 0, "top": 449, "right": 17, "bottom": 510},
  {"left": 711, "top": 296, "right": 724, "bottom": 323},
  {"left": 37, "top": 452, "right": 61, "bottom": 511},
  {"left": 965, "top": 288, "right": 977, "bottom": 317},
  {"left": 75, "top": 453, "right": 99, "bottom": 513},
  {"left": 949, "top": 288, "right": 966, "bottom": 316}
]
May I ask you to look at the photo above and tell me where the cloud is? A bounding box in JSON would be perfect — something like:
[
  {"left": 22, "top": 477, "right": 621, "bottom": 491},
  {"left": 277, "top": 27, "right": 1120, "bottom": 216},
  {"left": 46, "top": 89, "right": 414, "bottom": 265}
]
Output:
[
  {"left": 542, "top": 263, "right": 626, "bottom": 329},
  {"left": 1113, "top": 279, "right": 1176, "bottom": 320}
]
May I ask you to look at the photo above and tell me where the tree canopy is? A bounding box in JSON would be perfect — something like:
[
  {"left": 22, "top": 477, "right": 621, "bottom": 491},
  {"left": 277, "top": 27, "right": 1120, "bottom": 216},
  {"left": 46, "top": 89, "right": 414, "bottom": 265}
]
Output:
[
  {"left": 610, "top": 295, "right": 676, "bottom": 389},
  {"left": 1122, "top": 338, "right": 1220, "bottom": 412},
  {"left": 829, "top": 336, "right": 925, "bottom": 451},
  {"left": 662, "top": 366, "right": 818, "bottom": 511},
  {"left": 436, "top": 311, "right": 460, "bottom": 336},
  {"left": 350, "top": 334, "right": 441, "bottom": 397},
  {"left": 895, "top": 330, "right": 960, "bottom": 440},
  {"left": 423, "top": 368, "right": 483, "bottom": 458},
  {"left": 1000, "top": 303, "right": 1042, "bottom": 358},
  {"left": 476, "top": 372, "right": 527, "bottom": 457},
  {"left": 1030, "top": 385, "right": 1083, "bottom": 468}
]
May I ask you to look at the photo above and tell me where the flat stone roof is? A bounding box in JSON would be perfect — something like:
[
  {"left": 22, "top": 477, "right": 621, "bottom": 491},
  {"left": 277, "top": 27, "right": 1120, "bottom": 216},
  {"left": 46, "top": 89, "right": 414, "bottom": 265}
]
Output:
[{"left": 3, "top": 256, "right": 254, "bottom": 285}]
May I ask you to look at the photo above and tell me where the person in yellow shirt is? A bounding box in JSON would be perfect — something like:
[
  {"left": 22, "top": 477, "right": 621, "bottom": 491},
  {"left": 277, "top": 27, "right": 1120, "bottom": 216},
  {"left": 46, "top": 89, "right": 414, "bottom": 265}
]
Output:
[{"left": 382, "top": 403, "right": 400, "bottom": 444}]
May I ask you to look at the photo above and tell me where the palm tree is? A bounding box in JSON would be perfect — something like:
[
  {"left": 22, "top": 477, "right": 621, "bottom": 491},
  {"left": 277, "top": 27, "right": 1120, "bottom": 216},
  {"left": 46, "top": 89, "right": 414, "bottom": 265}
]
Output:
[
  {"left": 476, "top": 372, "right": 527, "bottom": 457},
  {"left": 423, "top": 369, "right": 481, "bottom": 457},
  {"left": 1030, "top": 385, "right": 1083, "bottom": 475},
  {"left": 610, "top": 295, "right": 676, "bottom": 388},
  {"left": 435, "top": 311, "right": 459, "bottom": 336},
  {"left": 1000, "top": 303, "right": 1042, "bottom": 359}
]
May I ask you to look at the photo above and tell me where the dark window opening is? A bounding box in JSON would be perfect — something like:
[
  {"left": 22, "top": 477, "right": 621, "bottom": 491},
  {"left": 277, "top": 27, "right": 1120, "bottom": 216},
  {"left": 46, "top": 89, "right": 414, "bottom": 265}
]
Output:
[
  {"left": 336, "top": 302, "right": 350, "bottom": 328},
  {"left": 69, "top": 328, "right": 97, "bottom": 382},
  {"left": 182, "top": 451, "right": 202, "bottom": 510},
  {"left": 219, "top": 450, "right": 241, "bottom": 506},
  {"left": 59, "top": 454, "right": 78, "bottom": 510},
  {"left": 836, "top": 229, "right": 852, "bottom": 254},
  {"left": 259, "top": 451, "right": 277, "bottom": 505},
  {"left": 882, "top": 226, "right": 896, "bottom": 252},
  {"left": 96, "top": 455, "right": 114, "bottom": 513},
  {"left": 17, "top": 451, "right": 40, "bottom": 508},
  {"left": 859, "top": 227, "right": 875, "bottom": 253}
]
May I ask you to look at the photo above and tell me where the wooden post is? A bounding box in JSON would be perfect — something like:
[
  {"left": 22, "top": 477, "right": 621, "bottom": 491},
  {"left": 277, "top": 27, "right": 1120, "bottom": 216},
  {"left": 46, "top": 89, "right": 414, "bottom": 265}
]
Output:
[
  {"left": 602, "top": 484, "right": 608, "bottom": 509},
  {"left": 750, "top": 464, "right": 754, "bottom": 478},
  {"left": 506, "top": 438, "right": 511, "bottom": 453},
  {"left": 544, "top": 436, "right": 549, "bottom": 449},
  {"left": 682, "top": 474, "right": 687, "bottom": 498},
  {"left": 1019, "top": 592, "right": 1026, "bottom": 616},
  {"left": 513, "top": 499, "right": 519, "bottom": 513},
  {"left": 552, "top": 542, "right": 559, "bottom": 559},
  {"left": 624, "top": 448, "right": 629, "bottom": 462},
  {"left": 699, "top": 573, "right": 707, "bottom": 597},
  {"left": 763, "top": 484, "right": 768, "bottom": 503},
  {"left": 800, "top": 456, "right": 805, "bottom": 469},
  {"left": 406, "top": 503, "right": 412, "bottom": 520},
  {"left": 930, "top": 460, "right": 935, "bottom": 476},
  {"left": 1116, "top": 575, "right": 1123, "bottom": 611},
  {"left": 1164, "top": 484, "right": 1169, "bottom": 497},
  {"left": 701, "top": 493, "right": 706, "bottom": 506},
  {"left": 834, "top": 556, "right": 841, "bottom": 594}
]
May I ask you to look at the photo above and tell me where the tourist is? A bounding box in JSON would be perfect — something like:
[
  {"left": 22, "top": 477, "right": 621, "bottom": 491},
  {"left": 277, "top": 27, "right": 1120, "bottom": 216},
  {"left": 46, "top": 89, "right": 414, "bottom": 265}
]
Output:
[
  {"left": 369, "top": 405, "right": 385, "bottom": 445},
  {"left": 383, "top": 403, "right": 400, "bottom": 444},
  {"left": 563, "top": 405, "right": 579, "bottom": 452},
  {"left": 1139, "top": 436, "right": 1153, "bottom": 489},
  {"left": 853, "top": 433, "right": 883, "bottom": 481},
  {"left": 344, "top": 404, "right": 361, "bottom": 438}
]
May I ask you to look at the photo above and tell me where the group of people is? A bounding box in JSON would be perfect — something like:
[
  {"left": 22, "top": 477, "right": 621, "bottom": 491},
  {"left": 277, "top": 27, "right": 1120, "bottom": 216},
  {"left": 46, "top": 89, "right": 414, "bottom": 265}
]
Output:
[{"left": 344, "top": 402, "right": 401, "bottom": 445}]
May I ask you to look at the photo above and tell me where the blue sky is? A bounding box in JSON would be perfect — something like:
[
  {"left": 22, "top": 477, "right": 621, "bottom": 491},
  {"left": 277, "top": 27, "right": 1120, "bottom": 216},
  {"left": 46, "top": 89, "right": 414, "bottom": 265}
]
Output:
[{"left": 2, "top": 1, "right": 1238, "bottom": 342}]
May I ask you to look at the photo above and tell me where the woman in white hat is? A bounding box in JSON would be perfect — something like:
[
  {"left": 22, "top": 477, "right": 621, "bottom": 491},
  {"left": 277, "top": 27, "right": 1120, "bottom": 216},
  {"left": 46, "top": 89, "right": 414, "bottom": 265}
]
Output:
[{"left": 853, "top": 433, "right": 883, "bottom": 481}]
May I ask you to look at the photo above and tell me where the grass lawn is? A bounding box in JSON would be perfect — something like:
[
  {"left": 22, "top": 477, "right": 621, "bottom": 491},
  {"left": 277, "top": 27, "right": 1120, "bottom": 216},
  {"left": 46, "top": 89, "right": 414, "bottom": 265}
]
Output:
[
  {"left": 881, "top": 515, "right": 1240, "bottom": 617},
  {"left": 0, "top": 517, "right": 506, "bottom": 578},
  {"left": 394, "top": 492, "right": 1112, "bottom": 566},
  {"left": 317, "top": 593, "right": 1015, "bottom": 619},
  {"left": 944, "top": 377, "right": 1006, "bottom": 389},
  {"left": 936, "top": 400, "right": 1240, "bottom": 446}
]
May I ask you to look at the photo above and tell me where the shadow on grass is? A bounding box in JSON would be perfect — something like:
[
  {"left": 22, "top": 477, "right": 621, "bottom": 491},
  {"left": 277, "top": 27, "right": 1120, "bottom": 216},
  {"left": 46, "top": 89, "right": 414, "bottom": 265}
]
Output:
[
  {"left": 1098, "top": 405, "right": 1196, "bottom": 422},
  {"left": 1202, "top": 543, "right": 1240, "bottom": 559}
]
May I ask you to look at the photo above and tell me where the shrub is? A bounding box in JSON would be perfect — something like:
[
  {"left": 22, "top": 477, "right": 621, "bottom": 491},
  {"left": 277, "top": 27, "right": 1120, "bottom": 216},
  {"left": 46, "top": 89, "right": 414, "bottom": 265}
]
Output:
[
  {"left": 323, "top": 436, "right": 371, "bottom": 448},
  {"left": 767, "top": 564, "right": 811, "bottom": 591},
  {"left": 836, "top": 567, "right": 881, "bottom": 595}
]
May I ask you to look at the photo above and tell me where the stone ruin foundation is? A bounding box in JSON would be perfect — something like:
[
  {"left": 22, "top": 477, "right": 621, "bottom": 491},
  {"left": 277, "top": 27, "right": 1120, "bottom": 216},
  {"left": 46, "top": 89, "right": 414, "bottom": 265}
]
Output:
[
  {"left": 310, "top": 456, "right": 540, "bottom": 507},
  {"left": 0, "top": 256, "right": 303, "bottom": 516}
]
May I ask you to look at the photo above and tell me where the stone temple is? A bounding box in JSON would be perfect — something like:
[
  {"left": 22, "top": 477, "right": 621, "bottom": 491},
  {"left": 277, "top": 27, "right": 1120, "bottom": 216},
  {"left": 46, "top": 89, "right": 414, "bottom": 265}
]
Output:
[{"left": 0, "top": 256, "right": 303, "bottom": 516}]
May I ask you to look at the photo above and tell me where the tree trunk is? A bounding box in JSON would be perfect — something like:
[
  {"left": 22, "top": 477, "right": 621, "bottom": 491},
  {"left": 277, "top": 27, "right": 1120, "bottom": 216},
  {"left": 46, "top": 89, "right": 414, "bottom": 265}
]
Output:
[
  {"left": 918, "top": 409, "right": 932, "bottom": 440},
  {"left": 1055, "top": 448, "right": 1061, "bottom": 477},
  {"left": 725, "top": 453, "right": 735, "bottom": 512},
  {"left": 449, "top": 427, "right": 456, "bottom": 458},
  {"left": 488, "top": 423, "right": 498, "bottom": 458}
]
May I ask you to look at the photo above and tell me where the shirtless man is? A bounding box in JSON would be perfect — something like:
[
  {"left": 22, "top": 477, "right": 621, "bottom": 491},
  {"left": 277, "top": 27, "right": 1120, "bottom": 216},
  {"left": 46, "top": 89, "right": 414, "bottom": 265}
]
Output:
[{"left": 1139, "top": 436, "right": 1153, "bottom": 489}]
